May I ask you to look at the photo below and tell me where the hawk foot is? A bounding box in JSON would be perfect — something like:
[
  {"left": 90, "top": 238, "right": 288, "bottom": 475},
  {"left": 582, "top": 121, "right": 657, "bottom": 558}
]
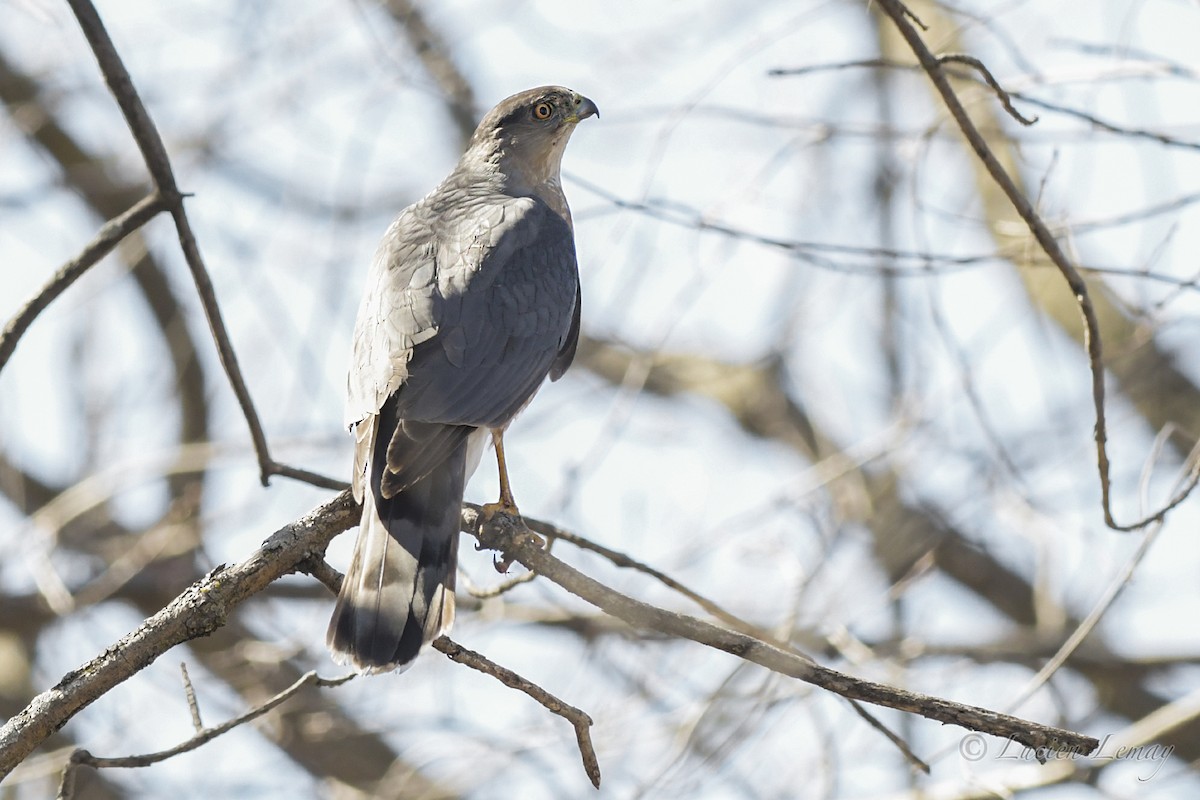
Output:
[
  {"left": 479, "top": 499, "right": 521, "bottom": 523},
  {"left": 492, "top": 526, "right": 547, "bottom": 574}
]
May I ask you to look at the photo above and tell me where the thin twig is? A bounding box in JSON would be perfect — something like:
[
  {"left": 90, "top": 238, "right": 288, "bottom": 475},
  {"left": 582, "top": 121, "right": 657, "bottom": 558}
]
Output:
[
  {"left": 936, "top": 53, "right": 1037, "bottom": 125},
  {"left": 1012, "top": 90, "right": 1200, "bottom": 151},
  {"left": 0, "top": 193, "right": 167, "bottom": 375},
  {"left": 268, "top": 464, "right": 348, "bottom": 492},
  {"left": 463, "top": 566, "right": 539, "bottom": 598},
  {"left": 1008, "top": 431, "right": 1200, "bottom": 713},
  {"left": 520, "top": 511, "right": 811, "bottom": 651},
  {"left": 846, "top": 698, "right": 930, "bottom": 773},
  {"left": 570, "top": 172, "right": 994, "bottom": 272},
  {"left": 874, "top": 0, "right": 1200, "bottom": 532},
  {"left": 179, "top": 663, "right": 203, "bottom": 733},
  {"left": 64, "top": 0, "right": 328, "bottom": 491},
  {"left": 60, "top": 670, "right": 353, "bottom": 787},
  {"left": 768, "top": 57, "right": 906, "bottom": 77},
  {"left": 897, "top": 1, "right": 928, "bottom": 30},
  {"left": 432, "top": 636, "right": 601, "bottom": 788},
  {"left": 0, "top": 491, "right": 359, "bottom": 778},
  {"left": 466, "top": 507, "right": 1099, "bottom": 758},
  {"left": 310, "top": 549, "right": 598, "bottom": 783},
  {"left": 770, "top": 57, "right": 1200, "bottom": 151},
  {"left": 495, "top": 508, "right": 931, "bottom": 772}
]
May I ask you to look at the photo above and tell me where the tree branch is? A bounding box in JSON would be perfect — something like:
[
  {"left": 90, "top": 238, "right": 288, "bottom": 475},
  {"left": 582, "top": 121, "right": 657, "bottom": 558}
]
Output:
[
  {"left": 467, "top": 508, "right": 1099, "bottom": 759},
  {"left": 58, "top": 670, "right": 352, "bottom": 796},
  {"left": 0, "top": 491, "right": 358, "bottom": 778},
  {"left": 432, "top": 637, "right": 601, "bottom": 789},
  {"left": 64, "top": 0, "right": 327, "bottom": 490},
  {"left": 0, "top": 193, "right": 167, "bottom": 375},
  {"left": 1, "top": 489, "right": 1099, "bottom": 781},
  {"left": 873, "top": 0, "right": 1200, "bottom": 531}
]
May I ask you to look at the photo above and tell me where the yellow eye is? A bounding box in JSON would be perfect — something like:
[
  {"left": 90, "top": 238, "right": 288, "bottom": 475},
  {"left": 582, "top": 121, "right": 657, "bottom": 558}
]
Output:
[{"left": 533, "top": 102, "right": 553, "bottom": 120}]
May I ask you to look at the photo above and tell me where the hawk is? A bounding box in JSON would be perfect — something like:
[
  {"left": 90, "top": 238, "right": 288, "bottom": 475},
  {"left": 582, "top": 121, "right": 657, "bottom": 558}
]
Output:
[{"left": 327, "top": 86, "right": 597, "bottom": 672}]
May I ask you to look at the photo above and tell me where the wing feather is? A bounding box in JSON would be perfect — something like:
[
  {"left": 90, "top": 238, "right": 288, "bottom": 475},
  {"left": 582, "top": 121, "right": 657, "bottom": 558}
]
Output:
[
  {"left": 346, "top": 191, "right": 577, "bottom": 429},
  {"left": 345, "top": 186, "right": 579, "bottom": 510}
]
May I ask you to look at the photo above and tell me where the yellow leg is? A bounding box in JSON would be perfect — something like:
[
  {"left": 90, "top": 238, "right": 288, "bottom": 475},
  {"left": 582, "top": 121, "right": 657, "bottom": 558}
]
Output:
[
  {"left": 481, "top": 428, "right": 520, "bottom": 519},
  {"left": 478, "top": 429, "right": 547, "bottom": 572}
]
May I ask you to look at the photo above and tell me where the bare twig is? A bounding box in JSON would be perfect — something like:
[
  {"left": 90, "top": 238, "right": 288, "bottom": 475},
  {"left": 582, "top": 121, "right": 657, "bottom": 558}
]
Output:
[
  {"left": 874, "top": 0, "right": 1200, "bottom": 532},
  {"left": 466, "top": 507, "right": 1099, "bottom": 758},
  {"left": 519, "top": 510, "right": 932, "bottom": 773},
  {"left": 770, "top": 57, "right": 1200, "bottom": 152},
  {"left": 897, "top": 1, "right": 928, "bottom": 30},
  {"left": 3, "top": 490, "right": 1099, "bottom": 782},
  {"left": 847, "top": 699, "right": 930, "bottom": 773},
  {"left": 935, "top": 53, "right": 1037, "bottom": 125},
  {"left": 0, "top": 47, "right": 212, "bottom": 504},
  {"left": 432, "top": 637, "right": 601, "bottom": 788},
  {"left": 179, "top": 663, "right": 203, "bottom": 733},
  {"left": 576, "top": 172, "right": 1194, "bottom": 288},
  {"left": 268, "top": 464, "right": 348, "bottom": 492},
  {"left": 520, "top": 511, "right": 805, "bottom": 649},
  {"left": 58, "top": 670, "right": 353, "bottom": 795},
  {"left": 64, "top": 0, "right": 328, "bottom": 491},
  {"left": 570, "top": 172, "right": 998, "bottom": 274},
  {"left": 309, "top": 551, "right": 600, "bottom": 784},
  {"left": 1011, "top": 91, "right": 1200, "bottom": 151},
  {"left": 0, "top": 491, "right": 359, "bottom": 778},
  {"left": 0, "top": 193, "right": 167, "bottom": 376},
  {"left": 1008, "top": 431, "right": 1200, "bottom": 713},
  {"left": 768, "top": 57, "right": 907, "bottom": 77},
  {"left": 297, "top": 556, "right": 345, "bottom": 596}
]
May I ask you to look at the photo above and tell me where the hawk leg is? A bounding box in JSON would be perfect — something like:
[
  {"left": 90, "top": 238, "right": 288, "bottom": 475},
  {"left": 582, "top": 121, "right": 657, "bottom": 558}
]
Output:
[
  {"left": 480, "top": 428, "right": 546, "bottom": 572},
  {"left": 480, "top": 428, "right": 521, "bottom": 519}
]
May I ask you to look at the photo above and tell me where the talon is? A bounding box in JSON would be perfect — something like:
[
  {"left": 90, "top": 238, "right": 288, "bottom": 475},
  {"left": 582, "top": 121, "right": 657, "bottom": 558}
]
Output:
[{"left": 492, "top": 529, "right": 545, "bottom": 573}]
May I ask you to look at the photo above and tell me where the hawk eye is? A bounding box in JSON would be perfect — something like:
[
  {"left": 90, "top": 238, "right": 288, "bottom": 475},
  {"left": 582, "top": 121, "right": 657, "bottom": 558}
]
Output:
[{"left": 532, "top": 102, "right": 553, "bottom": 120}]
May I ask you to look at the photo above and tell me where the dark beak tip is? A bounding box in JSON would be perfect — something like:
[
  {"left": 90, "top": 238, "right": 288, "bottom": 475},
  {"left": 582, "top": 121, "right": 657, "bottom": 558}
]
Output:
[{"left": 577, "top": 96, "right": 599, "bottom": 121}]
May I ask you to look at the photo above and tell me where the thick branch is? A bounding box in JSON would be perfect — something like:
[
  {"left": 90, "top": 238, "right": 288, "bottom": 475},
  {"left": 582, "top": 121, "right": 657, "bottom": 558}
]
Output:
[
  {"left": 0, "top": 491, "right": 358, "bottom": 778},
  {"left": 467, "top": 509, "right": 1099, "bottom": 758},
  {"left": 1, "top": 488, "right": 1099, "bottom": 780},
  {"left": 576, "top": 335, "right": 1200, "bottom": 762}
]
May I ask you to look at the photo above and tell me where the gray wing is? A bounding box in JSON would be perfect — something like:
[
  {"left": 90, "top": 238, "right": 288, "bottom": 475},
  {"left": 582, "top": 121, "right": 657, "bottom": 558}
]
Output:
[
  {"left": 549, "top": 280, "right": 581, "bottom": 381},
  {"left": 344, "top": 205, "right": 439, "bottom": 430},
  {"left": 345, "top": 190, "right": 578, "bottom": 496},
  {"left": 389, "top": 195, "right": 579, "bottom": 429}
]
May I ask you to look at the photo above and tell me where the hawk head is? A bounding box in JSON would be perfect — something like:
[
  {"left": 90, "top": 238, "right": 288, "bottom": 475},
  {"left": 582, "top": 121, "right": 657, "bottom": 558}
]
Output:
[{"left": 464, "top": 86, "right": 598, "bottom": 193}]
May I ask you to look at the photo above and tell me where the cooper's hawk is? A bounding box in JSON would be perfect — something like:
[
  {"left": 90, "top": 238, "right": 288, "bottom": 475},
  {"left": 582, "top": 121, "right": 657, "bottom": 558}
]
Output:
[{"left": 327, "top": 86, "right": 597, "bottom": 672}]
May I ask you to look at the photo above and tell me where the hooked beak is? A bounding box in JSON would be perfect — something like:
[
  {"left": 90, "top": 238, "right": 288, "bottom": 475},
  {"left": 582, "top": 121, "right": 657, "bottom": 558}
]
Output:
[{"left": 567, "top": 94, "right": 599, "bottom": 123}]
